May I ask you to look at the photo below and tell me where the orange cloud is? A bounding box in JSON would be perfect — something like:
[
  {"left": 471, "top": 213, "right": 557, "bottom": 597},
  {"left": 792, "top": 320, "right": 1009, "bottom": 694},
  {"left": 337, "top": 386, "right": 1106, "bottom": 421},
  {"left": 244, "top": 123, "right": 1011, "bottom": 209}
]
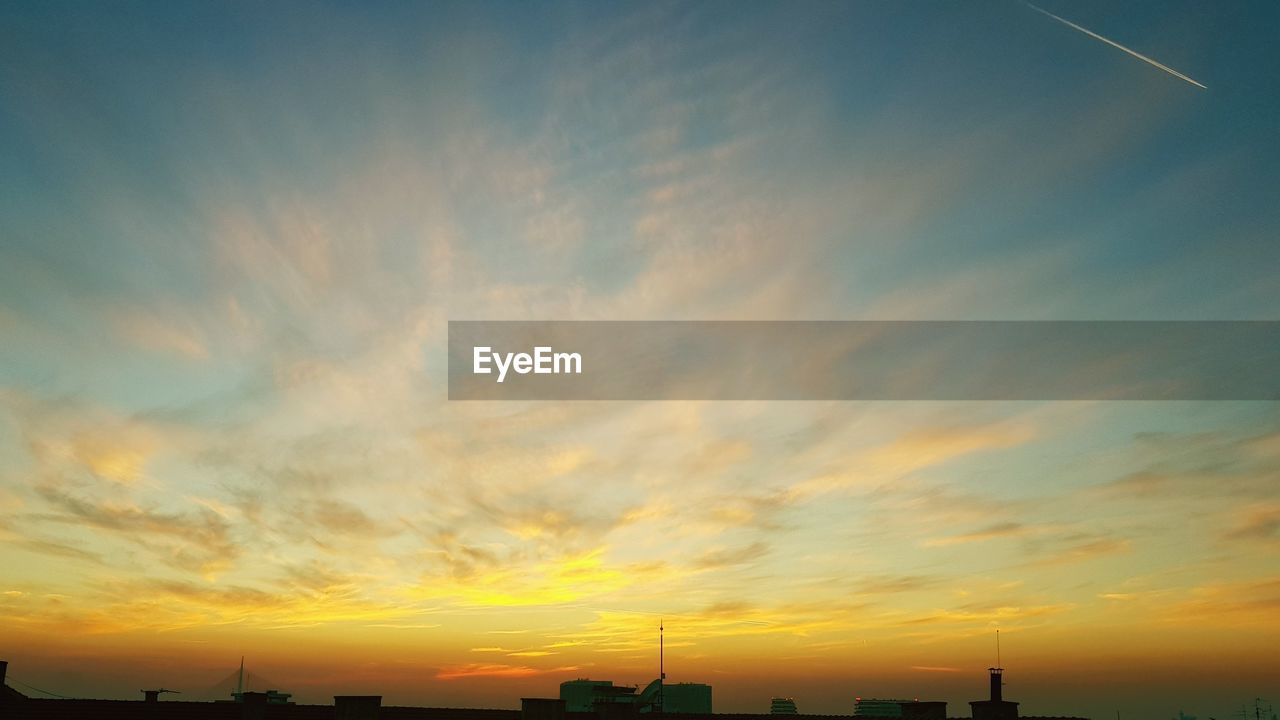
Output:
[{"left": 436, "top": 664, "right": 579, "bottom": 681}]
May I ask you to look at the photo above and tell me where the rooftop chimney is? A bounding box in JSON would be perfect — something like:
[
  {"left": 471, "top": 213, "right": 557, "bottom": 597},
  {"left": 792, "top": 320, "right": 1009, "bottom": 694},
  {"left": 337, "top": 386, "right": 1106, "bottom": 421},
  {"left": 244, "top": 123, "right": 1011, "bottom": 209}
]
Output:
[
  {"left": 988, "top": 668, "right": 1003, "bottom": 702},
  {"left": 0, "top": 660, "right": 7, "bottom": 688}
]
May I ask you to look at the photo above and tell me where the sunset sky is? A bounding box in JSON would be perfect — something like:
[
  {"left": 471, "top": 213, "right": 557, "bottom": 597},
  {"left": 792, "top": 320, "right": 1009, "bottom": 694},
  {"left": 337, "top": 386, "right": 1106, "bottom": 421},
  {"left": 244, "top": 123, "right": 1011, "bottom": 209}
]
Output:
[{"left": 1, "top": 2, "right": 1278, "bottom": 719}]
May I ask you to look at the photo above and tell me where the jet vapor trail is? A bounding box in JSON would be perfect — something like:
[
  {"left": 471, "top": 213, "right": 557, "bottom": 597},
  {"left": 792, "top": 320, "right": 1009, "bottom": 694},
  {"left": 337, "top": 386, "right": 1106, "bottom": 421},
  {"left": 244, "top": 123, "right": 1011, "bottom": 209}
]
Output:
[{"left": 1025, "top": 2, "right": 1207, "bottom": 89}]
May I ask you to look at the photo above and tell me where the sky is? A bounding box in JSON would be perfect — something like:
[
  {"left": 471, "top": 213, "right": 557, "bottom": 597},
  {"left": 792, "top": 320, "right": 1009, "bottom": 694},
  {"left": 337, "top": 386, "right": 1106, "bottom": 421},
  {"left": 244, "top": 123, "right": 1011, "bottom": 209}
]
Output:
[{"left": 1, "top": 1, "right": 1278, "bottom": 719}]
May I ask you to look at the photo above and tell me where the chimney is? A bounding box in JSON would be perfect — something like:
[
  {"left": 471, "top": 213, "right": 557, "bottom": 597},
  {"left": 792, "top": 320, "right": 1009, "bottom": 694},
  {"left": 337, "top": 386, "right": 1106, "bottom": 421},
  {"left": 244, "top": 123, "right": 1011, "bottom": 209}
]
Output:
[
  {"left": 988, "top": 668, "right": 1003, "bottom": 702},
  {"left": 0, "top": 660, "right": 7, "bottom": 688},
  {"left": 144, "top": 690, "right": 161, "bottom": 703},
  {"left": 335, "top": 695, "right": 382, "bottom": 720}
]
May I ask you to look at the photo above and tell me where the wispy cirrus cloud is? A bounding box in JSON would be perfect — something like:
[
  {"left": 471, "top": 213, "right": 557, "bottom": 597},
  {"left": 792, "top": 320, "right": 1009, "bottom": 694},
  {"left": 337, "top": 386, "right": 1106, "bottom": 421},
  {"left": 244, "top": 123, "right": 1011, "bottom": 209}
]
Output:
[
  {"left": 1223, "top": 504, "right": 1280, "bottom": 543},
  {"left": 435, "top": 663, "right": 580, "bottom": 681},
  {"left": 923, "top": 522, "right": 1030, "bottom": 547}
]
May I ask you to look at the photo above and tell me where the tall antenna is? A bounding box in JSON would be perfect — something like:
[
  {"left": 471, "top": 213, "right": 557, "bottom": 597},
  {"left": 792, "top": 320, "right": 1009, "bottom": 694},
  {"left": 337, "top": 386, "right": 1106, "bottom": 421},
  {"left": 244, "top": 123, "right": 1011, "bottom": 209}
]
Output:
[
  {"left": 237, "top": 656, "right": 244, "bottom": 698},
  {"left": 659, "top": 620, "right": 665, "bottom": 712},
  {"left": 996, "top": 630, "right": 1001, "bottom": 668}
]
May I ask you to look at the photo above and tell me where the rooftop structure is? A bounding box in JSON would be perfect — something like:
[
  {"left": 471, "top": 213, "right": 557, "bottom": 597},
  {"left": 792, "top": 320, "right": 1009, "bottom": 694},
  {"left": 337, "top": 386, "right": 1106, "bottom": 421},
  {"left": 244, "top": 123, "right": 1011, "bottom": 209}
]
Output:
[
  {"left": 560, "top": 680, "right": 642, "bottom": 712},
  {"left": 770, "top": 698, "right": 799, "bottom": 715},
  {"left": 854, "top": 699, "right": 910, "bottom": 718},
  {"left": 969, "top": 668, "right": 1019, "bottom": 720}
]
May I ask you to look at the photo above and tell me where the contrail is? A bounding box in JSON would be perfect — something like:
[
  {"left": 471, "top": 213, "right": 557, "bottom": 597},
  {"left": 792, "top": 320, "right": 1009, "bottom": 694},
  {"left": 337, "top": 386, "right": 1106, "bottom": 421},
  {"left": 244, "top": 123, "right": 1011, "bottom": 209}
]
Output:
[{"left": 1024, "top": 2, "right": 1206, "bottom": 89}]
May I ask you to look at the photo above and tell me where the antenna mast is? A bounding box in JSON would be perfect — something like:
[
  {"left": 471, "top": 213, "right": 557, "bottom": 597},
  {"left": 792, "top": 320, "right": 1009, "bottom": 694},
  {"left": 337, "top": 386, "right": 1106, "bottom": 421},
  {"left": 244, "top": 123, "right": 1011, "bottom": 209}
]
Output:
[
  {"left": 996, "top": 630, "right": 1001, "bottom": 668},
  {"left": 237, "top": 656, "right": 244, "bottom": 698},
  {"left": 659, "top": 620, "right": 665, "bottom": 713}
]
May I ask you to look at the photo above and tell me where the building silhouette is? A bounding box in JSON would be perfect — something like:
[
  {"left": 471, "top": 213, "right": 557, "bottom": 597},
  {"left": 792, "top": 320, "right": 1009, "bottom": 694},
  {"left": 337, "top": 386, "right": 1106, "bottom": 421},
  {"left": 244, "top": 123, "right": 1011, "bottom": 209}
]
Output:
[
  {"left": 969, "top": 668, "right": 1018, "bottom": 720},
  {"left": 559, "top": 679, "right": 710, "bottom": 714},
  {"left": 663, "top": 684, "right": 712, "bottom": 714},
  {"left": 854, "top": 698, "right": 911, "bottom": 717},
  {"left": 0, "top": 659, "right": 1089, "bottom": 720},
  {"left": 768, "top": 698, "right": 798, "bottom": 715},
  {"left": 561, "top": 681, "right": 641, "bottom": 712}
]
